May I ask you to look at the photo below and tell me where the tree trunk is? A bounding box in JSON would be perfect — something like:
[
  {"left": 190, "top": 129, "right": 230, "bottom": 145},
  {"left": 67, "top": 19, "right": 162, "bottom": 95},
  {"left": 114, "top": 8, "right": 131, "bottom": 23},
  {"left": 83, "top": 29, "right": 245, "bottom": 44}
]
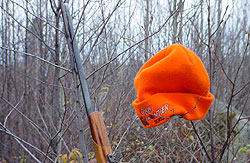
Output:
[
  {"left": 51, "top": 8, "right": 61, "bottom": 153},
  {"left": 172, "top": 0, "right": 177, "bottom": 43},
  {"left": 144, "top": 0, "right": 150, "bottom": 62}
]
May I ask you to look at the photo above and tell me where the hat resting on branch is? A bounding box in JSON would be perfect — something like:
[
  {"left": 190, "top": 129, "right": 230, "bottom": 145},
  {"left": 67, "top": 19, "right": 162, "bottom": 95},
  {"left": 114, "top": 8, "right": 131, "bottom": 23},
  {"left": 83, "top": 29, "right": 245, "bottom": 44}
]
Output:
[{"left": 133, "top": 44, "right": 214, "bottom": 128}]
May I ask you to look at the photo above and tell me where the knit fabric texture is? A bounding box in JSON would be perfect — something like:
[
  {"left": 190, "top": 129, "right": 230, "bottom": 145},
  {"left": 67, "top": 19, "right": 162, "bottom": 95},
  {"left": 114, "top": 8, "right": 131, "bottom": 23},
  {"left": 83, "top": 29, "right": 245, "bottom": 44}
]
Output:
[{"left": 133, "top": 44, "right": 214, "bottom": 128}]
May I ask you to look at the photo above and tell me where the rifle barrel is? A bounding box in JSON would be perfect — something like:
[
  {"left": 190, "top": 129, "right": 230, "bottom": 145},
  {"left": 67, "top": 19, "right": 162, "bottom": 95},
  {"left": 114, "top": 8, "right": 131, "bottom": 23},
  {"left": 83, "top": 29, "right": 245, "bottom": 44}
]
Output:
[{"left": 64, "top": 5, "right": 93, "bottom": 115}]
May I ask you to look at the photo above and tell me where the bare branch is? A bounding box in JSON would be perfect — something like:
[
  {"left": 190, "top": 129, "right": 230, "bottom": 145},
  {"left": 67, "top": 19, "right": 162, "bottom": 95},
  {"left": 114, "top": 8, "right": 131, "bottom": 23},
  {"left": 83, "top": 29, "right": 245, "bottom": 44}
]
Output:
[
  {"left": 191, "top": 121, "right": 211, "bottom": 161},
  {"left": 123, "top": 37, "right": 154, "bottom": 55},
  {"left": 86, "top": 7, "right": 180, "bottom": 79},
  {"left": 1, "top": 97, "right": 50, "bottom": 139},
  {"left": 0, "top": 46, "right": 72, "bottom": 73},
  {"left": 233, "top": 35, "right": 249, "bottom": 84},
  {"left": 9, "top": 0, "right": 64, "bottom": 33},
  {"left": 82, "top": 0, "right": 122, "bottom": 65},
  {"left": 233, "top": 80, "right": 250, "bottom": 97},
  {"left": 210, "top": 5, "right": 229, "bottom": 37},
  {"left": 113, "top": 116, "right": 137, "bottom": 154},
  {"left": 0, "top": 123, "right": 54, "bottom": 162},
  {"left": 0, "top": 4, "right": 56, "bottom": 53},
  {"left": 4, "top": 94, "right": 24, "bottom": 127},
  {"left": 72, "top": 0, "right": 91, "bottom": 41},
  {"left": 213, "top": 48, "right": 234, "bottom": 84}
]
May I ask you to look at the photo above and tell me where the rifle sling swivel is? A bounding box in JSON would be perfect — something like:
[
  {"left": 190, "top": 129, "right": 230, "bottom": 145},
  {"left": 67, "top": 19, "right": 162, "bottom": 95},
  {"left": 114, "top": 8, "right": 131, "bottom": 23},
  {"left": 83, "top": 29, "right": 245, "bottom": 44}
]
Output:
[{"left": 107, "top": 154, "right": 118, "bottom": 163}]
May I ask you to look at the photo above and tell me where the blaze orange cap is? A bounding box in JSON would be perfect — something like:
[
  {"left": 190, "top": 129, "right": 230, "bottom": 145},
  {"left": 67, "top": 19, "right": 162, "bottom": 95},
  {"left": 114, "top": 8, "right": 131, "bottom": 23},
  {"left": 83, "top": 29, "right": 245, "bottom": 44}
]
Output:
[{"left": 133, "top": 44, "right": 214, "bottom": 128}]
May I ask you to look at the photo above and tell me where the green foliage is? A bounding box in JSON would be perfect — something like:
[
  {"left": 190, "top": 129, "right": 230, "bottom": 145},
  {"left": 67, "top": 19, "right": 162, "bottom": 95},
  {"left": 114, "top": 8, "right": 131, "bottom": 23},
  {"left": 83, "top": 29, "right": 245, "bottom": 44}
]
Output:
[
  {"left": 239, "top": 145, "right": 250, "bottom": 155},
  {"left": 148, "top": 145, "right": 153, "bottom": 150},
  {"left": 17, "top": 155, "right": 26, "bottom": 163},
  {"left": 88, "top": 152, "right": 95, "bottom": 160},
  {"left": 54, "top": 149, "right": 84, "bottom": 163},
  {"left": 101, "top": 86, "right": 109, "bottom": 91}
]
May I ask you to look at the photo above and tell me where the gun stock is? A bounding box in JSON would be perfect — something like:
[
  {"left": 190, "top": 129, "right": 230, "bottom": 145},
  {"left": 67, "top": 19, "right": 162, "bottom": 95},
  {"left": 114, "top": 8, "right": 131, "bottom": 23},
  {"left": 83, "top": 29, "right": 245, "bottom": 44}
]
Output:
[{"left": 89, "top": 112, "right": 112, "bottom": 163}]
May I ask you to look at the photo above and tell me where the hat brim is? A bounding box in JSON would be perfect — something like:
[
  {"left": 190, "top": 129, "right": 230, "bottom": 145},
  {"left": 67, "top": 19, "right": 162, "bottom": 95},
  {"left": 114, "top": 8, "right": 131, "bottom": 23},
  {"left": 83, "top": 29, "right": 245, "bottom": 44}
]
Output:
[{"left": 133, "top": 92, "right": 214, "bottom": 128}]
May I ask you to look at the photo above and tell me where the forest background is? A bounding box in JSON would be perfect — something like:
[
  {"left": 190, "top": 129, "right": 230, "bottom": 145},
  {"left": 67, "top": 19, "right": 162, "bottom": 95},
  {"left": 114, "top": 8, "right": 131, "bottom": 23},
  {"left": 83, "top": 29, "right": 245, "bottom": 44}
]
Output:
[{"left": 0, "top": 0, "right": 249, "bottom": 162}]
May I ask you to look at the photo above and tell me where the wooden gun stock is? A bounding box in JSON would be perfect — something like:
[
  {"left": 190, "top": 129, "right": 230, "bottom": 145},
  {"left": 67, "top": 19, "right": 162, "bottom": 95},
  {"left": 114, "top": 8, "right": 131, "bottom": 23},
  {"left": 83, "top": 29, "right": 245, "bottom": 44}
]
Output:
[{"left": 88, "top": 112, "right": 112, "bottom": 163}]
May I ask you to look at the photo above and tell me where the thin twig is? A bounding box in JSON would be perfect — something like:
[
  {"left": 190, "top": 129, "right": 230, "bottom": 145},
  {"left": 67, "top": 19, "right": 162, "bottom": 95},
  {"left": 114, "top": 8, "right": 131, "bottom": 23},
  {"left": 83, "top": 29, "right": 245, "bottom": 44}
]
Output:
[
  {"left": 1, "top": 97, "right": 50, "bottom": 139},
  {"left": 0, "top": 123, "right": 54, "bottom": 162},
  {"left": 231, "top": 92, "right": 249, "bottom": 132},
  {"left": 72, "top": 0, "right": 90, "bottom": 41},
  {"left": 218, "top": 39, "right": 249, "bottom": 162},
  {"left": 0, "top": 46, "right": 72, "bottom": 73},
  {"left": 42, "top": 53, "right": 70, "bottom": 163},
  {"left": 4, "top": 93, "right": 24, "bottom": 127},
  {"left": 0, "top": 4, "right": 56, "bottom": 52},
  {"left": 9, "top": 0, "right": 64, "bottom": 33},
  {"left": 181, "top": 90, "right": 207, "bottom": 117},
  {"left": 207, "top": 1, "right": 215, "bottom": 161},
  {"left": 86, "top": 7, "right": 180, "bottom": 79},
  {"left": 233, "top": 80, "right": 250, "bottom": 97},
  {"left": 4, "top": 64, "right": 73, "bottom": 90},
  {"left": 233, "top": 35, "right": 249, "bottom": 84},
  {"left": 210, "top": 5, "right": 229, "bottom": 37},
  {"left": 144, "top": 90, "right": 207, "bottom": 120},
  {"left": 122, "top": 37, "right": 154, "bottom": 55},
  {"left": 213, "top": 49, "right": 234, "bottom": 84},
  {"left": 174, "top": 130, "right": 200, "bottom": 162},
  {"left": 189, "top": 18, "right": 209, "bottom": 47},
  {"left": 191, "top": 121, "right": 211, "bottom": 161},
  {"left": 113, "top": 116, "right": 138, "bottom": 154},
  {"left": 48, "top": 0, "right": 57, "bottom": 15},
  {"left": 82, "top": 0, "right": 122, "bottom": 65},
  {"left": 132, "top": 128, "right": 163, "bottom": 163}
]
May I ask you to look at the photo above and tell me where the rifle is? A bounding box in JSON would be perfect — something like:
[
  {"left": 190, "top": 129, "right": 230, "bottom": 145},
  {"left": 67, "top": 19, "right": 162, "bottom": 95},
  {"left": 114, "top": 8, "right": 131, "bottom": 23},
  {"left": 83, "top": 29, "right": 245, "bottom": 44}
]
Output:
[{"left": 60, "top": 3, "right": 117, "bottom": 163}]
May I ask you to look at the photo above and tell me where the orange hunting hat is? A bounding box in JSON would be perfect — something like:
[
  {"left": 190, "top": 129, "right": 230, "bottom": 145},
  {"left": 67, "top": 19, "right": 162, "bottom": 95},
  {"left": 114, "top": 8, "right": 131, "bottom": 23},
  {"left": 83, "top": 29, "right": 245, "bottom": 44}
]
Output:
[{"left": 133, "top": 44, "right": 214, "bottom": 128}]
